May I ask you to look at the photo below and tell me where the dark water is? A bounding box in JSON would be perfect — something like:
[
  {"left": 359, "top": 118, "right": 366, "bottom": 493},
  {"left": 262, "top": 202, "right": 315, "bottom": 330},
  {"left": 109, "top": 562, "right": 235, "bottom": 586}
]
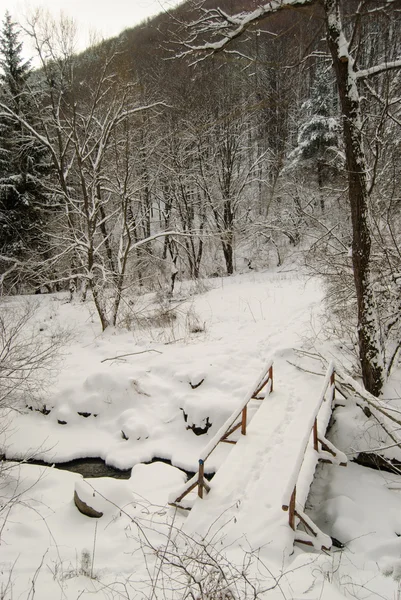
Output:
[
  {"left": 8, "top": 455, "right": 214, "bottom": 481},
  {"left": 25, "top": 457, "right": 132, "bottom": 479}
]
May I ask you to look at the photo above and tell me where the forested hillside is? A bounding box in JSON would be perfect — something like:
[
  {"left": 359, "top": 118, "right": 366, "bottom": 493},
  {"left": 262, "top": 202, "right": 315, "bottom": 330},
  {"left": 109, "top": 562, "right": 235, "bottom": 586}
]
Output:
[
  {"left": 0, "top": 0, "right": 400, "bottom": 392},
  {"left": 1, "top": 2, "right": 401, "bottom": 598}
]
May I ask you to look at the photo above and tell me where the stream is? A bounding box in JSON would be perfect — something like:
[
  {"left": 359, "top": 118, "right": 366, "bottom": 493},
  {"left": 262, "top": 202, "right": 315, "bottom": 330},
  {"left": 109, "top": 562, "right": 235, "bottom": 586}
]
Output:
[{"left": 5, "top": 455, "right": 215, "bottom": 482}]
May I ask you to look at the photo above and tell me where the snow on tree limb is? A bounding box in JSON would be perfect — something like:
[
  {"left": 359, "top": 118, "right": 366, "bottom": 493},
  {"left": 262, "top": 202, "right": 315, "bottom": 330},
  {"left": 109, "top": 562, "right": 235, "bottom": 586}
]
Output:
[
  {"left": 180, "top": 0, "right": 316, "bottom": 59},
  {"left": 356, "top": 59, "right": 401, "bottom": 80},
  {"left": 131, "top": 230, "right": 196, "bottom": 250}
]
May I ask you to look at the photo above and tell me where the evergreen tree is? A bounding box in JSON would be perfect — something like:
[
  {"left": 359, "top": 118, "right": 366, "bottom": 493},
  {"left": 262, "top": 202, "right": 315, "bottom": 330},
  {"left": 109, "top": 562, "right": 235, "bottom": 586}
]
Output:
[
  {"left": 0, "top": 12, "right": 49, "bottom": 261},
  {"left": 287, "top": 64, "right": 342, "bottom": 208},
  {"left": 0, "top": 12, "right": 30, "bottom": 108}
]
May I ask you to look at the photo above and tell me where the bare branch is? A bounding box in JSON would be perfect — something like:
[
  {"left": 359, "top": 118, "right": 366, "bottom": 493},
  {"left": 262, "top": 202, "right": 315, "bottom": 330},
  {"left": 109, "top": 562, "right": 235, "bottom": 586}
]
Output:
[
  {"left": 179, "top": 0, "right": 316, "bottom": 62},
  {"left": 356, "top": 59, "right": 401, "bottom": 80}
]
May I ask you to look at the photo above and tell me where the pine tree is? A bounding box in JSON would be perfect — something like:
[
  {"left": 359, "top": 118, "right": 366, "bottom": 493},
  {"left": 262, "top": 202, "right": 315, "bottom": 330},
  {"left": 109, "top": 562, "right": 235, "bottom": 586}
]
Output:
[
  {"left": 288, "top": 64, "right": 342, "bottom": 209},
  {"left": 0, "top": 12, "right": 30, "bottom": 107},
  {"left": 0, "top": 12, "right": 48, "bottom": 261}
]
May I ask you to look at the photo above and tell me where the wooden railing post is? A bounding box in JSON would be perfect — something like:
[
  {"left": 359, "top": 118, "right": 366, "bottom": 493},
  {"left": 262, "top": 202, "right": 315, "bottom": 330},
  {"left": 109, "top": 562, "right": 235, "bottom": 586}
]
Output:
[
  {"left": 289, "top": 486, "right": 296, "bottom": 530},
  {"left": 171, "top": 361, "right": 274, "bottom": 508},
  {"left": 313, "top": 418, "right": 318, "bottom": 452},
  {"left": 330, "top": 368, "right": 335, "bottom": 402},
  {"left": 241, "top": 406, "right": 247, "bottom": 435},
  {"left": 198, "top": 459, "right": 204, "bottom": 498}
]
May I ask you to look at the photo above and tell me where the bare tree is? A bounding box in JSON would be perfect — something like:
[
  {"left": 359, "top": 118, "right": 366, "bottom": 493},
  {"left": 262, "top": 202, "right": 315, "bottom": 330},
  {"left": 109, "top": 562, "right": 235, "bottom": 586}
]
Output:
[
  {"left": 179, "top": 0, "right": 401, "bottom": 395},
  {"left": 156, "top": 122, "right": 208, "bottom": 280},
  {"left": 195, "top": 100, "right": 268, "bottom": 275},
  {"left": 0, "top": 300, "right": 67, "bottom": 411},
  {"left": 0, "top": 13, "right": 170, "bottom": 330}
]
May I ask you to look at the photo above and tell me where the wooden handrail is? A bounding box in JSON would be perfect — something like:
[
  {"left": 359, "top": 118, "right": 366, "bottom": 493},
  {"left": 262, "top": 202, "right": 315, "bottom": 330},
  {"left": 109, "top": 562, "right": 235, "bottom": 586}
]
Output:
[
  {"left": 169, "top": 359, "right": 274, "bottom": 507},
  {"left": 282, "top": 361, "right": 336, "bottom": 514},
  {"left": 200, "top": 359, "right": 273, "bottom": 463},
  {"left": 282, "top": 362, "right": 346, "bottom": 548}
]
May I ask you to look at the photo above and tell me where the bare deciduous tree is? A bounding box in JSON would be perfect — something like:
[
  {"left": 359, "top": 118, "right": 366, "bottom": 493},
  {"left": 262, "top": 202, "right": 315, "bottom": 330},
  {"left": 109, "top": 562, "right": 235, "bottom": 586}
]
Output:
[
  {"left": 0, "top": 300, "right": 67, "bottom": 411},
  {"left": 0, "top": 13, "right": 171, "bottom": 330},
  {"left": 179, "top": 0, "right": 401, "bottom": 395}
]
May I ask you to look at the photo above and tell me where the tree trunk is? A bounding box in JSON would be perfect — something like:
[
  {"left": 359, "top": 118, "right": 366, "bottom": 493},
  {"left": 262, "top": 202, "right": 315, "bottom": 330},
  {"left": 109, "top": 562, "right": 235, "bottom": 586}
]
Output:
[
  {"left": 317, "top": 159, "right": 324, "bottom": 213},
  {"left": 98, "top": 186, "right": 116, "bottom": 278},
  {"left": 324, "top": 0, "right": 384, "bottom": 396},
  {"left": 222, "top": 199, "right": 234, "bottom": 275},
  {"left": 91, "top": 283, "right": 109, "bottom": 331},
  {"left": 222, "top": 238, "right": 234, "bottom": 275}
]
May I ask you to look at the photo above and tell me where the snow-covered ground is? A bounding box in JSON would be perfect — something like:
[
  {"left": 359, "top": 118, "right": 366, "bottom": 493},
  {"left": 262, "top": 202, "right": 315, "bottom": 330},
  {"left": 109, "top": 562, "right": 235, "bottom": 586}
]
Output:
[{"left": 1, "top": 270, "right": 401, "bottom": 599}]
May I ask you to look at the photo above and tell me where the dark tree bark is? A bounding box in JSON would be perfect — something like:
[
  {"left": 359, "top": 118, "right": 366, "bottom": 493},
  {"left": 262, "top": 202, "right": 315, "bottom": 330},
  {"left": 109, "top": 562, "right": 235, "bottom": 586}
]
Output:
[
  {"left": 181, "top": 0, "right": 399, "bottom": 395},
  {"left": 324, "top": 0, "right": 384, "bottom": 395}
]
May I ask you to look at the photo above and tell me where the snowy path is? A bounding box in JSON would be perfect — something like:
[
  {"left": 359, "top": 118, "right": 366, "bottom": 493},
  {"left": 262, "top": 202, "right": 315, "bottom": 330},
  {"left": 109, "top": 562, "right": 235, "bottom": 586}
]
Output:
[{"left": 183, "top": 356, "right": 337, "bottom": 562}]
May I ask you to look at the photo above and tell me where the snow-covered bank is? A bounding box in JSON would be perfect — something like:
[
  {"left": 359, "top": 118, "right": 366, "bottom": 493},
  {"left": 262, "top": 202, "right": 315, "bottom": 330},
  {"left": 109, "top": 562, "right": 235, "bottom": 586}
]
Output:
[
  {"left": 1, "top": 270, "right": 401, "bottom": 599},
  {"left": 2, "top": 271, "right": 322, "bottom": 473}
]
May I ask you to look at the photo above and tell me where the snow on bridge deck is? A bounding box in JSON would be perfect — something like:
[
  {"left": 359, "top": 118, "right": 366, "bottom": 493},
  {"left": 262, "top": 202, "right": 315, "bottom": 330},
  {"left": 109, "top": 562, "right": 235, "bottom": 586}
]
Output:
[{"left": 182, "top": 355, "right": 344, "bottom": 562}]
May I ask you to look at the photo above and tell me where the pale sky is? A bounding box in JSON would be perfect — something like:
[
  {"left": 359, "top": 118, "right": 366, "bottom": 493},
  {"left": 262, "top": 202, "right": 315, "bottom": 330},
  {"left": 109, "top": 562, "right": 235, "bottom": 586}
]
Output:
[{"left": 0, "top": 0, "right": 183, "bottom": 57}]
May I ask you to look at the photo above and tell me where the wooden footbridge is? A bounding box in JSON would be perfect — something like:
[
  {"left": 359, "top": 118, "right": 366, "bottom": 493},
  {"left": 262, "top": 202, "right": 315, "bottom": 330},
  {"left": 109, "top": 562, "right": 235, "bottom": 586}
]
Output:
[{"left": 169, "top": 359, "right": 347, "bottom": 552}]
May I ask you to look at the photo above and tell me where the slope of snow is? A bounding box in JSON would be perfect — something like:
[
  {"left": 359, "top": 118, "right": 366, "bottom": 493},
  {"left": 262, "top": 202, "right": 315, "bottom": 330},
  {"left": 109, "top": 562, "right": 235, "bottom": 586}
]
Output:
[
  {"left": 2, "top": 271, "right": 322, "bottom": 473},
  {"left": 1, "top": 270, "right": 401, "bottom": 599}
]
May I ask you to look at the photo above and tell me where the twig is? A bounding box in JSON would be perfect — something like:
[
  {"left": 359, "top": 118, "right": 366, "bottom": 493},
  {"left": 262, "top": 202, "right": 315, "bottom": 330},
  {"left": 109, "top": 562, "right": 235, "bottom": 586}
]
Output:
[
  {"left": 101, "top": 350, "right": 162, "bottom": 363},
  {"left": 91, "top": 521, "right": 97, "bottom": 579},
  {"left": 286, "top": 359, "right": 325, "bottom": 377},
  {"left": 164, "top": 338, "right": 185, "bottom": 345}
]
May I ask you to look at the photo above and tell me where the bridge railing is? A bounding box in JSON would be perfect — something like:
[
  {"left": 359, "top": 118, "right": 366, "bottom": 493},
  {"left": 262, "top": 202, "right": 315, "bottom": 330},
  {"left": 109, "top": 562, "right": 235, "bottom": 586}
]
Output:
[
  {"left": 170, "top": 359, "right": 274, "bottom": 508},
  {"left": 281, "top": 361, "right": 347, "bottom": 549}
]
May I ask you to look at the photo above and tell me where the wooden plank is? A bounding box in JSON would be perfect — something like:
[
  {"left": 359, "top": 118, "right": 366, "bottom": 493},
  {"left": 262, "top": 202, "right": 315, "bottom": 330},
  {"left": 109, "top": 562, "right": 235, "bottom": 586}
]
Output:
[
  {"left": 295, "top": 510, "right": 317, "bottom": 536},
  {"left": 295, "top": 537, "right": 314, "bottom": 547},
  {"left": 289, "top": 486, "right": 296, "bottom": 530},
  {"left": 168, "top": 502, "right": 192, "bottom": 510},
  {"left": 221, "top": 421, "right": 242, "bottom": 441},
  {"left": 294, "top": 537, "right": 330, "bottom": 551},
  {"left": 295, "top": 510, "right": 332, "bottom": 551},
  {"left": 241, "top": 405, "right": 247, "bottom": 435},
  {"left": 318, "top": 437, "right": 336, "bottom": 456},
  {"left": 175, "top": 480, "right": 198, "bottom": 503},
  {"left": 313, "top": 418, "right": 318, "bottom": 452},
  {"left": 171, "top": 360, "right": 274, "bottom": 508},
  {"left": 252, "top": 374, "right": 272, "bottom": 399},
  {"left": 198, "top": 460, "right": 204, "bottom": 499},
  {"left": 330, "top": 370, "right": 335, "bottom": 402}
]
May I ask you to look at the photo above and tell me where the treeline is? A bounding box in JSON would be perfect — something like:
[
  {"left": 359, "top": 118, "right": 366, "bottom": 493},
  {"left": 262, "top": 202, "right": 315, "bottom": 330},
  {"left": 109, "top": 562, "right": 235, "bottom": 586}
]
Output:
[{"left": 0, "top": 2, "right": 400, "bottom": 374}]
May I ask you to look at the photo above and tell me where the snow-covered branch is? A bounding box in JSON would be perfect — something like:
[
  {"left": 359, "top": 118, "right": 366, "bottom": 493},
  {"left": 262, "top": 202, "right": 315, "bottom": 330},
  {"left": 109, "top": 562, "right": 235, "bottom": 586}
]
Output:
[
  {"left": 180, "top": 0, "right": 316, "bottom": 60},
  {"left": 356, "top": 59, "right": 401, "bottom": 80},
  {"left": 131, "top": 230, "right": 194, "bottom": 250}
]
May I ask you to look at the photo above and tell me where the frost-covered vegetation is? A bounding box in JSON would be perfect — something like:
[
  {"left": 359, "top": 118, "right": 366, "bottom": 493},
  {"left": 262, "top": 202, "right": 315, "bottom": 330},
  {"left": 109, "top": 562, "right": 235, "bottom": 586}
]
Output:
[{"left": 1, "top": 1, "right": 401, "bottom": 598}]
